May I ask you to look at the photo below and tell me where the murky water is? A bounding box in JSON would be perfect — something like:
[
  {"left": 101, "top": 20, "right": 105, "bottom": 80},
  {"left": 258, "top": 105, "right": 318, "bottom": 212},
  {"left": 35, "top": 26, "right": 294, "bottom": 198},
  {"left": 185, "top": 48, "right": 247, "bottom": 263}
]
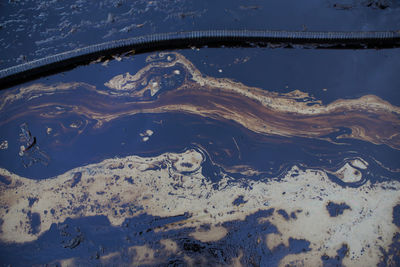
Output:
[
  {"left": 0, "top": 47, "right": 399, "bottom": 266},
  {"left": 1, "top": 0, "right": 399, "bottom": 68},
  {"left": 1, "top": 0, "right": 400, "bottom": 265}
]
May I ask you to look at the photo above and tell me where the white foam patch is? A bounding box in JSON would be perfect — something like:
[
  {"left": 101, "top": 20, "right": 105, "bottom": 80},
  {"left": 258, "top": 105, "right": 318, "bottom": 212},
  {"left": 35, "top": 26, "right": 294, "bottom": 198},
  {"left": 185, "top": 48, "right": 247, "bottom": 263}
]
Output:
[{"left": 0, "top": 149, "right": 399, "bottom": 266}]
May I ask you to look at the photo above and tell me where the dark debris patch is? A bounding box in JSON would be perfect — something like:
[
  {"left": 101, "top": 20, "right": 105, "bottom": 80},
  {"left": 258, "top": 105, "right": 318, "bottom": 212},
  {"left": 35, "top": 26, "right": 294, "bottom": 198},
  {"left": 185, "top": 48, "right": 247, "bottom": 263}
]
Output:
[
  {"left": 18, "top": 123, "right": 50, "bottom": 168},
  {"left": 180, "top": 162, "right": 193, "bottom": 168},
  {"left": 290, "top": 211, "right": 299, "bottom": 219},
  {"left": 332, "top": 0, "right": 396, "bottom": 10},
  {"left": 27, "top": 211, "right": 41, "bottom": 235},
  {"left": 364, "top": 0, "right": 392, "bottom": 9},
  {"left": 109, "top": 162, "right": 124, "bottom": 170},
  {"left": 321, "top": 243, "right": 348, "bottom": 266},
  {"left": 60, "top": 224, "right": 84, "bottom": 249},
  {"left": 124, "top": 176, "right": 134, "bottom": 184},
  {"left": 182, "top": 239, "right": 205, "bottom": 252},
  {"left": 232, "top": 195, "right": 247, "bottom": 206},
  {"left": 378, "top": 232, "right": 400, "bottom": 267},
  {"left": 0, "top": 175, "right": 11, "bottom": 185},
  {"left": 326, "top": 201, "right": 351, "bottom": 217},
  {"left": 63, "top": 234, "right": 84, "bottom": 249},
  {"left": 28, "top": 197, "right": 38, "bottom": 207},
  {"left": 392, "top": 204, "right": 400, "bottom": 227},
  {"left": 70, "top": 172, "right": 82, "bottom": 188},
  {"left": 277, "top": 209, "right": 290, "bottom": 220}
]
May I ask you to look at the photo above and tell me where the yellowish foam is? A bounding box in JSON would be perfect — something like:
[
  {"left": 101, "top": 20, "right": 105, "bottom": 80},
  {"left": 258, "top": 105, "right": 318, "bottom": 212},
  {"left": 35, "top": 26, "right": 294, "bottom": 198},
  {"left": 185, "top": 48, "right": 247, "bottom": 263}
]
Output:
[{"left": 0, "top": 149, "right": 399, "bottom": 266}]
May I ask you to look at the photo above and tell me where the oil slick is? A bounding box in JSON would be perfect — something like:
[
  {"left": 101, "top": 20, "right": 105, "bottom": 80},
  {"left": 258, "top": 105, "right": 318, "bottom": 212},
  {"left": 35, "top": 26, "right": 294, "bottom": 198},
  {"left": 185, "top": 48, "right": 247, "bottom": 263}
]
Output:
[
  {"left": 1, "top": 53, "right": 400, "bottom": 149},
  {"left": 106, "top": 52, "right": 400, "bottom": 149},
  {"left": 0, "top": 52, "right": 400, "bottom": 266},
  {"left": 0, "top": 149, "right": 399, "bottom": 266}
]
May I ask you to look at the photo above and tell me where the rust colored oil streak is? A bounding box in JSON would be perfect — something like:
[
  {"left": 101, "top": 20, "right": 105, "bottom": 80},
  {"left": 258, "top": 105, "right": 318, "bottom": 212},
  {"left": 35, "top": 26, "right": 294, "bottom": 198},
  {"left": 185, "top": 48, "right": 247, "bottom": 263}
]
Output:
[
  {"left": 143, "top": 88, "right": 400, "bottom": 147},
  {"left": 2, "top": 84, "right": 400, "bottom": 149},
  {"left": 1, "top": 53, "right": 399, "bottom": 149}
]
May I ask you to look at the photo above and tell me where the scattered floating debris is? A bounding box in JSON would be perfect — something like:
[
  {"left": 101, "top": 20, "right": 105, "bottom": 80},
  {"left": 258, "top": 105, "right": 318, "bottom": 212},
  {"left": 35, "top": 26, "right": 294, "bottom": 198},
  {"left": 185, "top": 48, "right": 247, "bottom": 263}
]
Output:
[
  {"left": 46, "top": 127, "right": 52, "bottom": 135},
  {"left": 18, "top": 123, "right": 50, "bottom": 167},
  {"left": 140, "top": 129, "right": 154, "bottom": 142},
  {"left": 19, "top": 123, "right": 36, "bottom": 156},
  {"left": 0, "top": 140, "right": 7, "bottom": 150}
]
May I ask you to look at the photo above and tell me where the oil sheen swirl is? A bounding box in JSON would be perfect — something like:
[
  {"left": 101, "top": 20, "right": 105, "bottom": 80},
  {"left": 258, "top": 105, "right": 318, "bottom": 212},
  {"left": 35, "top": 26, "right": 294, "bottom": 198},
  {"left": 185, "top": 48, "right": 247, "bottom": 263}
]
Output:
[
  {"left": 0, "top": 52, "right": 399, "bottom": 149},
  {"left": 0, "top": 52, "right": 400, "bottom": 266}
]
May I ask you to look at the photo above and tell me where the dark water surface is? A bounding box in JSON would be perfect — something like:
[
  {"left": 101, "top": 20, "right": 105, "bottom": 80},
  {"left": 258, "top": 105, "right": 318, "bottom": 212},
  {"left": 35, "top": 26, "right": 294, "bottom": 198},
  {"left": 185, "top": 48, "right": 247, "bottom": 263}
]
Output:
[
  {"left": 1, "top": 1, "right": 400, "bottom": 266},
  {"left": 0, "top": 47, "right": 399, "bottom": 266},
  {"left": 1, "top": 0, "right": 400, "bottom": 68}
]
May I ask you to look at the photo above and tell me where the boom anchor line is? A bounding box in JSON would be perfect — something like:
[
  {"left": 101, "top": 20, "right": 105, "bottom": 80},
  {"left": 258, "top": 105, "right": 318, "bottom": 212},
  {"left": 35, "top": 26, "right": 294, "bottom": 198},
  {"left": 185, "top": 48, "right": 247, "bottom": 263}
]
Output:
[{"left": 1, "top": 30, "right": 399, "bottom": 89}]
